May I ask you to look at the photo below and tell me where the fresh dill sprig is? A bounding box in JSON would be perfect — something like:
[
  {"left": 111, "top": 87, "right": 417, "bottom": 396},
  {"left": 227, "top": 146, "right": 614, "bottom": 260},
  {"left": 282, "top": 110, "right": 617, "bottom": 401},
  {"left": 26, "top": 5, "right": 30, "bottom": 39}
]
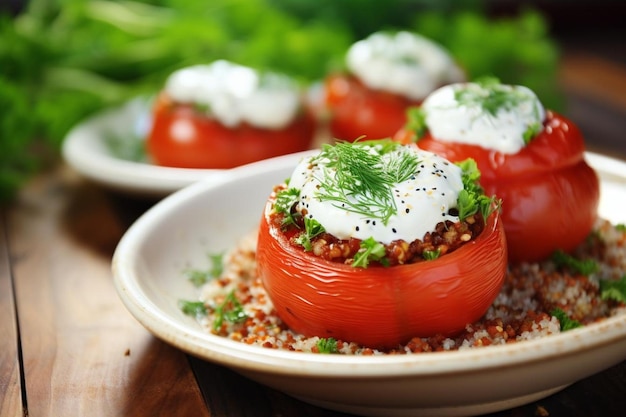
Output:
[{"left": 312, "top": 140, "right": 419, "bottom": 225}]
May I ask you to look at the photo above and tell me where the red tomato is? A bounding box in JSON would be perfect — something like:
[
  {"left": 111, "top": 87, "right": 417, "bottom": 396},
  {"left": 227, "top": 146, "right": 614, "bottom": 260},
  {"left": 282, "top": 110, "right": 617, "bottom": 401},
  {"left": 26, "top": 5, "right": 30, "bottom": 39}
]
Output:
[
  {"left": 324, "top": 74, "right": 421, "bottom": 142},
  {"left": 407, "top": 111, "right": 600, "bottom": 263},
  {"left": 147, "top": 94, "right": 316, "bottom": 169},
  {"left": 256, "top": 201, "right": 507, "bottom": 349}
]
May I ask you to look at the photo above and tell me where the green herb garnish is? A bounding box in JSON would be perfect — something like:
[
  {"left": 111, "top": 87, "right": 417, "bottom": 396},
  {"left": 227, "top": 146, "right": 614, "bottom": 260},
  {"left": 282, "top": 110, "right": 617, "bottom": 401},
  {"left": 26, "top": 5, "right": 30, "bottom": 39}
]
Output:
[
  {"left": 616, "top": 224, "right": 626, "bottom": 232},
  {"left": 404, "top": 107, "right": 427, "bottom": 140},
  {"left": 423, "top": 249, "right": 441, "bottom": 261},
  {"left": 184, "top": 252, "right": 224, "bottom": 286},
  {"left": 600, "top": 275, "right": 626, "bottom": 304},
  {"left": 295, "top": 217, "right": 325, "bottom": 251},
  {"left": 551, "top": 250, "right": 599, "bottom": 276},
  {"left": 551, "top": 308, "right": 583, "bottom": 331},
  {"left": 212, "top": 290, "right": 248, "bottom": 331},
  {"left": 185, "top": 270, "right": 211, "bottom": 287},
  {"left": 455, "top": 159, "right": 499, "bottom": 221},
  {"left": 179, "top": 300, "right": 208, "bottom": 318},
  {"left": 274, "top": 187, "right": 301, "bottom": 227},
  {"left": 313, "top": 140, "right": 419, "bottom": 225},
  {"left": 352, "top": 237, "right": 388, "bottom": 268},
  {"left": 316, "top": 337, "right": 338, "bottom": 354},
  {"left": 455, "top": 76, "right": 530, "bottom": 116},
  {"left": 454, "top": 77, "right": 543, "bottom": 144},
  {"left": 104, "top": 134, "right": 147, "bottom": 162}
]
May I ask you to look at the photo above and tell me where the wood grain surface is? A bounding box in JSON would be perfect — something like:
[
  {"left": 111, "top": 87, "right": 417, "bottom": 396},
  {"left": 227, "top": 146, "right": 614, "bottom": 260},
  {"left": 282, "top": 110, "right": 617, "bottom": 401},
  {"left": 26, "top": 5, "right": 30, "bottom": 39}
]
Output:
[
  {"left": 0, "top": 214, "right": 24, "bottom": 417},
  {"left": 4, "top": 169, "right": 208, "bottom": 417}
]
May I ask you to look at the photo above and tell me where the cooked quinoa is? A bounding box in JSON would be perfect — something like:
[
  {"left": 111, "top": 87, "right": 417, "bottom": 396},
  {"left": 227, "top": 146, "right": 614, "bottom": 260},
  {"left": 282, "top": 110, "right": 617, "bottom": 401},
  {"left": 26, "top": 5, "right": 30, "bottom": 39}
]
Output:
[{"left": 192, "top": 218, "right": 626, "bottom": 355}]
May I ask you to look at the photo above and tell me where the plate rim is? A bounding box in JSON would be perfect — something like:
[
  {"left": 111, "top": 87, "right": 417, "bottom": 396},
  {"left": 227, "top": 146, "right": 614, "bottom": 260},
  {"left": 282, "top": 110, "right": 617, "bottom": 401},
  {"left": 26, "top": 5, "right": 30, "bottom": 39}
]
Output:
[{"left": 61, "top": 98, "right": 228, "bottom": 195}]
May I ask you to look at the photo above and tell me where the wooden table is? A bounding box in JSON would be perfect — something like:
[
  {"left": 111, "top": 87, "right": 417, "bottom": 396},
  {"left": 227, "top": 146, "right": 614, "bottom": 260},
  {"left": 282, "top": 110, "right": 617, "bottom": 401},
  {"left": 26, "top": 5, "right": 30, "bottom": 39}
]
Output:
[{"left": 2, "top": 45, "right": 626, "bottom": 417}]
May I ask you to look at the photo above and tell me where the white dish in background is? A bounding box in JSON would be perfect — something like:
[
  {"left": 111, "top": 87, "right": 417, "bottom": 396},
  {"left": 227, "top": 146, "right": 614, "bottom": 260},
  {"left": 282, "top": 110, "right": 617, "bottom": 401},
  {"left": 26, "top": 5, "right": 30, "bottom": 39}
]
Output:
[
  {"left": 112, "top": 151, "right": 626, "bottom": 417},
  {"left": 62, "top": 98, "right": 230, "bottom": 197}
]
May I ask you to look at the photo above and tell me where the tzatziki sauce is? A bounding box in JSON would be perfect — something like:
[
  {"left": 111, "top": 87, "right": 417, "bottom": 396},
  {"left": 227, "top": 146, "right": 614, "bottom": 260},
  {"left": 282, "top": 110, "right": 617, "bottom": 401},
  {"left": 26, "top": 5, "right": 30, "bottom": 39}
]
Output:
[
  {"left": 346, "top": 31, "right": 464, "bottom": 101},
  {"left": 288, "top": 144, "right": 464, "bottom": 244},
  {"left": 422, "top": 81, "right": 546, "bottom": 154},
  {"left": 164, "top": 60, "right": 300, "bottom": 129}
]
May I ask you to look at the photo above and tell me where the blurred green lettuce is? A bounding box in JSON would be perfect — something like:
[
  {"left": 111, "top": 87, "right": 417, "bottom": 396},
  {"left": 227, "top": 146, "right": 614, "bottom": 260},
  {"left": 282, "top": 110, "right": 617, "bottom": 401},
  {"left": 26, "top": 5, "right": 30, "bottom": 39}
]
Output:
[{"left": 0, "top": 0, "right": 560, "bottom": 201}]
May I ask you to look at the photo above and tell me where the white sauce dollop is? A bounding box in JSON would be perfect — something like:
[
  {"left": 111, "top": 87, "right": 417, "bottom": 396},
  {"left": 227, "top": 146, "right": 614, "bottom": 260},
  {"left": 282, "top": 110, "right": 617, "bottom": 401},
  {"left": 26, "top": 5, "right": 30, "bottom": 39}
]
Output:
[
  {"left": 346, "top": 31, "right": 464, "bottom": 101},
  {"left": 422, "top": 82, "right": 546, "bottom": 154},
  {"left": 288, "top": 144, "right": 464, "bottom": 244},
  {"left": 164, "top": 60, "right": 301, "bottom": 129}
]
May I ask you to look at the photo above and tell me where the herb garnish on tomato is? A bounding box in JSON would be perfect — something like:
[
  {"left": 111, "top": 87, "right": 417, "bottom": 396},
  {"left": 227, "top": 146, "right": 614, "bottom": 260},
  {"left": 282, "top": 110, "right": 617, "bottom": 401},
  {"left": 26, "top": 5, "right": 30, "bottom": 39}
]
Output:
[
  {"left": 396, "top": 79, "right": 600, "bottom": 263},
  {"left": 257, "top": 140, "right": 507, "bottom": 348}
]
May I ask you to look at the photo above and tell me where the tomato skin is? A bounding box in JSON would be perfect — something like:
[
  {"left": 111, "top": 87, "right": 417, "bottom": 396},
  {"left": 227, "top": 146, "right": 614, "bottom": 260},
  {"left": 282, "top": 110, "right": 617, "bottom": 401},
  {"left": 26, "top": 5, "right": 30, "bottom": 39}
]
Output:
[
  {"left": 412, "top": 111, "right": 600, "bottom": 263},
  {"left": 256, "top": 201, "right": 507, "bottom": 349},
  {"left": 147, "top": 94, "right": 316, "bottom": 169},
  {"left": 324, "top": 74, "right": 421, "bottom": 142}
]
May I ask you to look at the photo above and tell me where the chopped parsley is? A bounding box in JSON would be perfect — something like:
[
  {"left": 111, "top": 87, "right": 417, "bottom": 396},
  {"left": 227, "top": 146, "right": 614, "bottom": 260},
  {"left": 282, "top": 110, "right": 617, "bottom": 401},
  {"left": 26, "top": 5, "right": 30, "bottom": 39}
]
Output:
[
  {"left": 423, "top": 249, "right": 441, "bottom": 261},
  {"left": 551, "top": 250, "right": 599, "bottom": 276},
  {"left": 184, "top": 252, "right": 224, "bottom": 286},
  {"left": 599, "top": 275, "right": 626, "bottom": 304},
  {"left": 551, "top": 308, "right": 583, "bottom": 331},
  {"left": 295, "top": 217, "right": 325, "bottom": 251},
  {"left": 316, "top": 337, "right": 339, "bottom": 354},
  {"left": 404, "top": 107, "right": 427, "bottom": 141},
  {"left": 212, "top": 290, "right": 248, "bottom": 331},
  {"left": 274, "top": 187, "right": 301, "bottom": 227},
  {"left": 616, "top": 224, "right": 626, "bottom": 232},
  {"left": 179, "top": 300, "right": 208, "bottom": 318},
  {"left": 313, "top": 140, "right": 419, "bottom": 226},
  {"left": 455, "top": 77, "right": 531, "bottom": 117},
  {"left": 456, "top": 158, "right": 499, "bottom": 221},
  {"left": 352, "top": 237, "right": 388, "bottom": 268}
]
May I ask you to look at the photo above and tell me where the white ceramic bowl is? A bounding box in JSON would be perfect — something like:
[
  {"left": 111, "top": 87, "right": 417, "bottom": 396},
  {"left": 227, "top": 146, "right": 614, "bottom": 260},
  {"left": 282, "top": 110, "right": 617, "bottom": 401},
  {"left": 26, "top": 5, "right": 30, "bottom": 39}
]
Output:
[{"left": 112, "top": 151, "right": 626, "bottom": 417}]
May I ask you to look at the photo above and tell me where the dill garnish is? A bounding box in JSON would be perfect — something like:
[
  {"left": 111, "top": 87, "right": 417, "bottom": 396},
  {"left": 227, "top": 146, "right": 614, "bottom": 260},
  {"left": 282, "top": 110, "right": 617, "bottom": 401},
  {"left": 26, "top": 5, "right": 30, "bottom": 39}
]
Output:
[{"left": 312, "top": 140, "right": 419, "bottom": 225}]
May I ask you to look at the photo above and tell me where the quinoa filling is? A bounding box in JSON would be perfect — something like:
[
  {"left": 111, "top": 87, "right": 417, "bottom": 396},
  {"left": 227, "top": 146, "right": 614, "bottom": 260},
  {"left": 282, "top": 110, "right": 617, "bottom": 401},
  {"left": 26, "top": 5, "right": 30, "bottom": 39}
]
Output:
[
  {"left": 270, "top": 184, "right": 485, "bottom": 266},
  {"left": 182, "top": 218, "right": 626, "bottom": 355}
]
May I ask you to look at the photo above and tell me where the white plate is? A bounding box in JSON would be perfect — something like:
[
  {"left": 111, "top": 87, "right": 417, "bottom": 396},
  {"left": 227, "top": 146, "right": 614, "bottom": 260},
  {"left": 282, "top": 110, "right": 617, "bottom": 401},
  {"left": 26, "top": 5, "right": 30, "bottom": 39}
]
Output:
[
  {"left": 62, "top": 98, "right": 230, "bottom": 196},
  {"left": 112, "top": 151, "right": 626, "bottom": 417}
]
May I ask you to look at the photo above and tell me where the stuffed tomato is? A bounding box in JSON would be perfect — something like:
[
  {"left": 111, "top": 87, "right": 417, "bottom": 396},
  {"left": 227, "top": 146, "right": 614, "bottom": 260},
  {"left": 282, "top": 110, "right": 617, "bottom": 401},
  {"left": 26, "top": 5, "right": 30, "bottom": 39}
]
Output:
[
  {"left": 324, "top": 31, "right": 464, "bottom": 142},
  {"left": 256, "top": 140, "right": 507, "bottom": 348},
  {"left": 147, "top": 60, "right": 316, "bottom": 169},
  {"left": 395, "top": 78, "right": 600, "bottom": 263}
]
